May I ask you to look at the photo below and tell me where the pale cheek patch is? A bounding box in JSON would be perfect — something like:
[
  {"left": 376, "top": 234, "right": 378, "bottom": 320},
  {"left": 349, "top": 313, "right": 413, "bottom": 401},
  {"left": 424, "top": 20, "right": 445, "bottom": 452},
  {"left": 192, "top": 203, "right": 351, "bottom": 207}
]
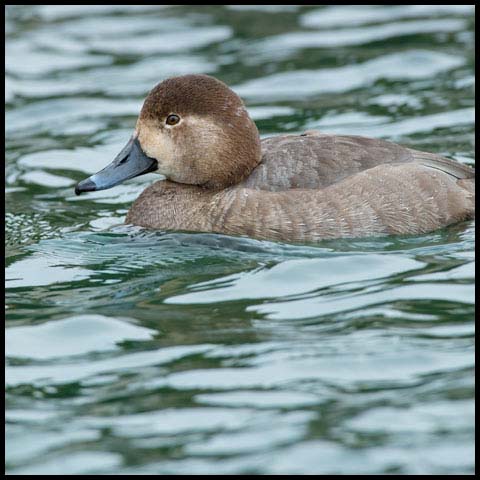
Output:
[
  {"left": 136, "top": 115, "right": 229, "bottom": 185},
  {"left": 137, "top": 121, "right": 178, "bottom": 178}
]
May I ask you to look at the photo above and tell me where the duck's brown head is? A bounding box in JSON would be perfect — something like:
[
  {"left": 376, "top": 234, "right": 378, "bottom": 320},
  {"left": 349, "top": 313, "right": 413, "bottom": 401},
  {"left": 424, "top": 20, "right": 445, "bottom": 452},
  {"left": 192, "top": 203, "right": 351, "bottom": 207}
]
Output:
[{"left": 75, "top": 74, "right": 262, "bottom": 195}]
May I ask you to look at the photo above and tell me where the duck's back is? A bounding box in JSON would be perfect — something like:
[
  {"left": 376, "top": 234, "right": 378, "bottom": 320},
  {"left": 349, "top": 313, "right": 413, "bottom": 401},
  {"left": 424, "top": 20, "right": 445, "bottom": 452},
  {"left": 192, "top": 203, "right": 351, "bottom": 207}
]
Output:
[{"left": 241, "top": 131, "right": 475, "bottom": 192}]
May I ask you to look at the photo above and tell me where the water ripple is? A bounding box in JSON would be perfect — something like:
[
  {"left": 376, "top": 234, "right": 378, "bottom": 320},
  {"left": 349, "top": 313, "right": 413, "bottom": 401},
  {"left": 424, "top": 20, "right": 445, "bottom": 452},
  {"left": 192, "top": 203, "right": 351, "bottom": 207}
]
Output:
[{"left": 5, "top": 5, "right": 475, "bottom": 475}]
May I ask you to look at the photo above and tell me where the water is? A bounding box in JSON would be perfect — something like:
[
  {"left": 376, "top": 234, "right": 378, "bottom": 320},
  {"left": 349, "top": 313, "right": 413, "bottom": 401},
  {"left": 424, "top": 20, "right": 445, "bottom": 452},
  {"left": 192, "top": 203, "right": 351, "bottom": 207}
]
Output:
[{"left": 5, "top": 5, "right": 475, "bottom": 475}]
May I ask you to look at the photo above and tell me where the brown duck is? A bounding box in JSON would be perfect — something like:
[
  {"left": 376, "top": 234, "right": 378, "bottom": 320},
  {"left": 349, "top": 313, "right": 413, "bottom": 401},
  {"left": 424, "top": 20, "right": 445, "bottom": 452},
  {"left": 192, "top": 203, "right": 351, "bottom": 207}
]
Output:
[{"left": 75, "top": 74, "right": 475, "bottom": 242}]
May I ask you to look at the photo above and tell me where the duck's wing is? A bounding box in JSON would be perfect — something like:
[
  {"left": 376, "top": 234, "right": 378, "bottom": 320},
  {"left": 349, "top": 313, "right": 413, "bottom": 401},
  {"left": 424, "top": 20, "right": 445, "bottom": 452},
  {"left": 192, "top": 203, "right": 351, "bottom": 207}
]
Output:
[{"left": 241, "top": 132, "right": 474, "bottom": 191}]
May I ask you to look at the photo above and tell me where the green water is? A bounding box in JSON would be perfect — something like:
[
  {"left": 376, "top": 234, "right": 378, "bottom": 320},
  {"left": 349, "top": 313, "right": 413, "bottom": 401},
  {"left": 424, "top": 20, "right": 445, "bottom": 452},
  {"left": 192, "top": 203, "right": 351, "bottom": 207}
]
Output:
[{"left": 5, "top": 5, "right": 475, "bottom": 475}]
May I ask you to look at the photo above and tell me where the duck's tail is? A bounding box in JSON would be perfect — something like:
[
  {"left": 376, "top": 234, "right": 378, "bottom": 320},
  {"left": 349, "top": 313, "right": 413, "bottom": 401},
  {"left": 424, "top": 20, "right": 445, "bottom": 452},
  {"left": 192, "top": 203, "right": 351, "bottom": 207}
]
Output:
[{"left": 410, "top": 150, "right": 475, "bottom": 180}]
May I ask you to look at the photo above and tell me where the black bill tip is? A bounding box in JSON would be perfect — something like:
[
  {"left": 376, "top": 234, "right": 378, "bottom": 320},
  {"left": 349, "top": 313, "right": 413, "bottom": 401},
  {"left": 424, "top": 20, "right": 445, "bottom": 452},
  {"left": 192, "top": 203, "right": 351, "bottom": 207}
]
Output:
[{"left": 75, "top": 178, "right": 97, "bottom": 196}]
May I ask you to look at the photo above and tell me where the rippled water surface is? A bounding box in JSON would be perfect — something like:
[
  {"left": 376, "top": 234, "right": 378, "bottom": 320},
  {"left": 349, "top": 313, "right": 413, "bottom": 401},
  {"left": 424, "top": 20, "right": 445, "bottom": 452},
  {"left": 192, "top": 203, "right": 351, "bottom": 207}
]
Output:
[{"left": 5, "top": 5, "right": 475, "bottom": 475}]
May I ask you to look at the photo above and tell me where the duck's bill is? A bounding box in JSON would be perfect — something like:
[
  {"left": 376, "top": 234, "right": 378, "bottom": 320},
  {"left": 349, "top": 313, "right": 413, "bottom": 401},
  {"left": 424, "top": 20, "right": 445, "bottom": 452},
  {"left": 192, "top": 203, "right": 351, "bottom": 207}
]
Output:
[{"left": 74, "top": 137, "right": 158, "bottom": 195}]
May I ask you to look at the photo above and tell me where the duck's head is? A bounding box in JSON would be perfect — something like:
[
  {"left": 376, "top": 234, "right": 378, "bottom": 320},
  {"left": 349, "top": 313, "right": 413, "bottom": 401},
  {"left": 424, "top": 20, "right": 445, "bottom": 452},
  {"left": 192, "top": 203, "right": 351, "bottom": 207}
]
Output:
[{"left": 75, "top": 74, "right": 262, "bottom": 195}]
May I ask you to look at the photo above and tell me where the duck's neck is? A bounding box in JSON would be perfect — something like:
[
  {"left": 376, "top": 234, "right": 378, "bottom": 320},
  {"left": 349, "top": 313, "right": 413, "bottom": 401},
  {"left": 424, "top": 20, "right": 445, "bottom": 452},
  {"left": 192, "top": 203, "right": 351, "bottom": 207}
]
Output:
[{"left": 126, "top": 180, "right": 217, "bottom": 232}]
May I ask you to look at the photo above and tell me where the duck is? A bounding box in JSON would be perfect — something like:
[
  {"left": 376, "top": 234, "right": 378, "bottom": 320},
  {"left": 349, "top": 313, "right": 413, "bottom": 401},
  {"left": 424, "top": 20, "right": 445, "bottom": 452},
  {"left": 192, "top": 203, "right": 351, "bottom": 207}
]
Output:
[{"left": 75, "top": 74, "right": 475, "bottom": 243}]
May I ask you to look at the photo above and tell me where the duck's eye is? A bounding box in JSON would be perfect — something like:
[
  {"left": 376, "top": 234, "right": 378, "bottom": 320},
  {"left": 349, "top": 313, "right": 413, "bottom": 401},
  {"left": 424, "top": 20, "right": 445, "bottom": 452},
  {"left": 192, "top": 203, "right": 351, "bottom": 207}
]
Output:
[{"left": 166, "top": 114, "right": 180, "bottom": 126}]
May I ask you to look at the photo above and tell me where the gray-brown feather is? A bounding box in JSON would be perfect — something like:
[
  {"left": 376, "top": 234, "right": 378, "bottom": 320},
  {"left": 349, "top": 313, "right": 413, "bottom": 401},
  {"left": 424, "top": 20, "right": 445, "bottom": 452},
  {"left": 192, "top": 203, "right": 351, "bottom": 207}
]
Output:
[
  {"left": 240, "top": 132, "right": 474, "bottom": 191},
  {"left": 126, "top": 133, "right": 475, "bottom": 242},
  {"left": 214, "top": 163, "right": 474, "bottom": 242}
]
